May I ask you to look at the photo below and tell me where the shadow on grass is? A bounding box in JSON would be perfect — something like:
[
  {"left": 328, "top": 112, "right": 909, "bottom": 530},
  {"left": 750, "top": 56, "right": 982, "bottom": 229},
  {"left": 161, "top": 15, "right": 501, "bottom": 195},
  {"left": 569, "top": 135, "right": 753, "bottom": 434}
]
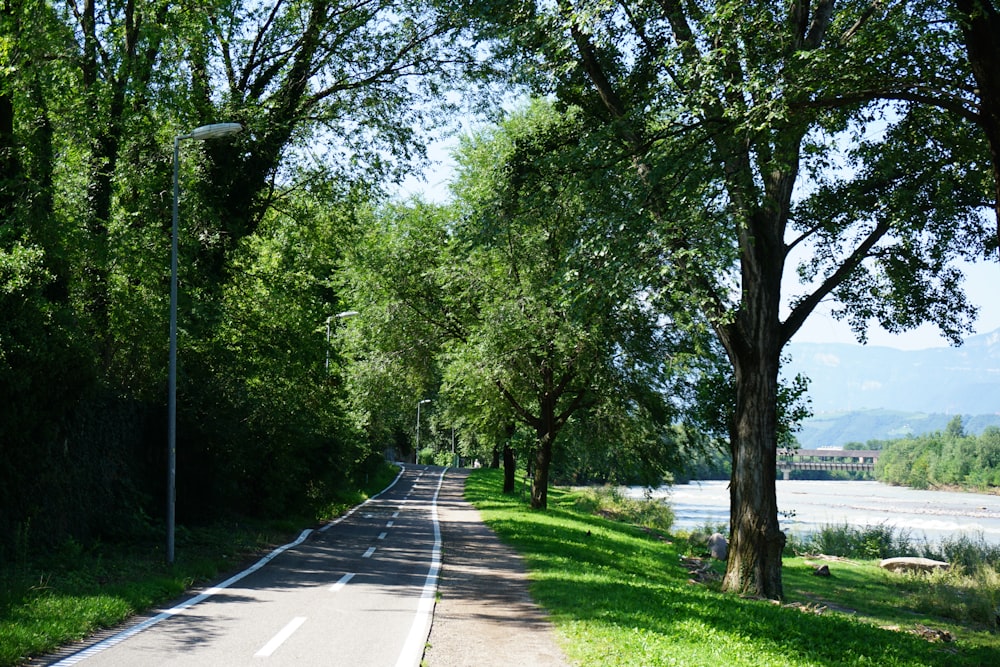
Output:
[{"left": 465, "top": 468, "right": 998, "bottom": 667}]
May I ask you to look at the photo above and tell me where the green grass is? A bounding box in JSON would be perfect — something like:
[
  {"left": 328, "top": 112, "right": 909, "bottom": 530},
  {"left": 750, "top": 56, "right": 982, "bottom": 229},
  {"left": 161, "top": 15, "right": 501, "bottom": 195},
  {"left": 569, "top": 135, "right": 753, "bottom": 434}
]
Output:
[
  {"left": 0, "top": 522, "right": 280, "bottom": 666},
  {"left": 466, "top": 469, "right": 1000, "bottom": 667},
  {"left": 0, "top": 463, "right": 401, "bottom": 666}
]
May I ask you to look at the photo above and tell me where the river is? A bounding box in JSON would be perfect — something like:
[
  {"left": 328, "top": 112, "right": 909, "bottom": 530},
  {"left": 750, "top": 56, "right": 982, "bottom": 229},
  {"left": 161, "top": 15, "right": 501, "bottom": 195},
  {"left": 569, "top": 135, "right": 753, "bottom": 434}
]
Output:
[{"left": 629, "top": 480, "right": 1000, "bottom": 545}]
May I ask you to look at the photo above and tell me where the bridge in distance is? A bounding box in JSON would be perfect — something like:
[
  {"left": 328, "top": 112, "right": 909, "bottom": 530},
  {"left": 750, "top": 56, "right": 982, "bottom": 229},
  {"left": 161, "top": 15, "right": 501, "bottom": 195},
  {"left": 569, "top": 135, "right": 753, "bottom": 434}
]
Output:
[{"left": 777, "top": 448, "right": 879, "bottom": 480}]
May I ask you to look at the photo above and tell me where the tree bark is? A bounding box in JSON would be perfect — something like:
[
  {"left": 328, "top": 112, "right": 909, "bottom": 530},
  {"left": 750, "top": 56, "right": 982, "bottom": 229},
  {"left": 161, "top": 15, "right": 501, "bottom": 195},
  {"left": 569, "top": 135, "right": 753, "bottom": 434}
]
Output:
[
  {"left": 530, "top": 437, "right": 553, "bottom": 509},
  {"left": 953, "top": 0, "right": 1000, "bottom": 244},
  {"left": 530, "top": 396, "right": 556, "bottom": 509},
  {"left": 502, "top": 444, "right": 516, "bottom": 494},
  {"left": 501, "top": 422, "right": 516, "bottom": 492},
  {"left": 715, "top": 162, "right": 792, "bottom": 599},
  {"left": 721, "top": 341, "right": 786, "bottom": 599}
]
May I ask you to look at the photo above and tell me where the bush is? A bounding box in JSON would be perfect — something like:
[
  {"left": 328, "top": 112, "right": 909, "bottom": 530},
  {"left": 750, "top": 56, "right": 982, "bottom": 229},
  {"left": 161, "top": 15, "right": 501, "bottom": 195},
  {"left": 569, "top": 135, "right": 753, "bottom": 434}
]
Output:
[
  {"left": 898, "top": 564, "right": 1000, "bottom": 628},
  {"left": 795, "top": 522, "right": 914, "bottom": 560},
  {"left": 568, "top": 486, "right": 674, "bottom": 533},
  {"left": 920, "top": 533, "right": 1000, "bottom": 570}
]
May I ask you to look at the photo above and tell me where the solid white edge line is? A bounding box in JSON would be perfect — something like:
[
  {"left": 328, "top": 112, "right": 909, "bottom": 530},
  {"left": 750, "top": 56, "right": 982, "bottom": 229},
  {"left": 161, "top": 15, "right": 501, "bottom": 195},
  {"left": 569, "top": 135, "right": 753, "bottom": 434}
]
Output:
[
  {"left": 50, "top": 527, "right": 314, "bottom": 666},
  {"left": 51, "top": 466, "right": 407, "bottom": 665},
  {"left": 254, "top": 616, "right": 307, "bottom": 658},
  {"left": 318, "top": 464, "right": 406, "bottom": 533},
  {"left": 394, "top": 466, "right": 447, "bottom": 667}
]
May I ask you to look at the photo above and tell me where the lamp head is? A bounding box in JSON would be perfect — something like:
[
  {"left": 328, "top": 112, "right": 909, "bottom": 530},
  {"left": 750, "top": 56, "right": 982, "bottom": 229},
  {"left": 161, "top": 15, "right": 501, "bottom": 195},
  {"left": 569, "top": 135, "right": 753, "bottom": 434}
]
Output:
[{"left": 184, "top": 123, "right": 243, "bottom": 141}]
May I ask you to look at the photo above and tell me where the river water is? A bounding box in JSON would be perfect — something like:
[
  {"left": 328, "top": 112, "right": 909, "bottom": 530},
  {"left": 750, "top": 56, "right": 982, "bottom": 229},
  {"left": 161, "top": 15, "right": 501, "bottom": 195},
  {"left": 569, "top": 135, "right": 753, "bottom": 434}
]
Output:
[{"left": 629, "top": 480, "right": 1000, "bottom": 545}]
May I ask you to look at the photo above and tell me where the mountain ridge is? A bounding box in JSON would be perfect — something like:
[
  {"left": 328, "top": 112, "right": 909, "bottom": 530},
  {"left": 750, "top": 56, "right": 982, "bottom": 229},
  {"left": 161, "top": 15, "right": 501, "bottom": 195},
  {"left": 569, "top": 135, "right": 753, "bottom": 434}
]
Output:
[{"left": 783, "top": 329, "right": 1000, "bottom": 447}]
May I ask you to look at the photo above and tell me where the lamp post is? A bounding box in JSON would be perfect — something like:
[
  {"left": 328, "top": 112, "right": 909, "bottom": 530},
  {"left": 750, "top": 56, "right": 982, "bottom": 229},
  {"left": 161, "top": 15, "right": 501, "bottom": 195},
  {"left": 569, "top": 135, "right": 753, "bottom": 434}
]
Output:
[
  {"left": 168, "top": 122, "right": 242, "bottom": 565},
  {"left": 451, "top": 426, "right": 457, "bottom": 468},
  {"left": 416, "top": 399, "right": 431, "bottom": 463},
  {"left": 326, "top": 310, "right": 359, "bottom": 371}
]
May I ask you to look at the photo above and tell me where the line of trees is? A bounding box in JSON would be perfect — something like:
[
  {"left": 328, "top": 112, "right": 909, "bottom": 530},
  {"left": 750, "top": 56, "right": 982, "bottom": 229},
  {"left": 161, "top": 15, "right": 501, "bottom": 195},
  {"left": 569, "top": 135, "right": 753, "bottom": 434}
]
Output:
[
  {"left": 876, "top": 417, "right": 1000, "bottom": 489},
  {"left": 3, "top": 1, "right": 998, "bottom": 604},
  {"left": 342, "top": 101, "right": 723, "bottom": 504},
  {"left": 443, "top": 0, "right": 999, "bottom": 599},
  {"left": 0, "top": 0, "right": 465, "bottom": 558}
]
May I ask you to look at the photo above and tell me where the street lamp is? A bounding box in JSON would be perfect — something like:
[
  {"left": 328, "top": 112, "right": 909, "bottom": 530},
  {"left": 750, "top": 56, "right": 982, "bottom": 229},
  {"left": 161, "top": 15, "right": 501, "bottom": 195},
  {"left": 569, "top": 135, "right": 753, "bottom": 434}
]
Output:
[
  {"left": 326, "top": 310, "right": 360, "bottom": 371},
  {"left": 416, "top": 399, "right": 431, "bottom": 463},
  {"left": 168, "top": 122, "right": 243, "bottom": 565}
]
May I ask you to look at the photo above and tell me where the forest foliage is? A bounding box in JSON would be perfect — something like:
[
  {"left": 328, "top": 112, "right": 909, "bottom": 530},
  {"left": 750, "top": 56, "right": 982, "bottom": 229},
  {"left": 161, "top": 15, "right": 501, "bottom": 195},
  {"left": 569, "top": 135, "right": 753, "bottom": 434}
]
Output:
[
  {"left": 1, "top": 0, "right": 998, "bottom": 602},
  {"left": 875, "top": 417, "right": 1000, "bottom": 490},
  {"left": 0, "top": 0, "right": 464, "bottom": 561}
]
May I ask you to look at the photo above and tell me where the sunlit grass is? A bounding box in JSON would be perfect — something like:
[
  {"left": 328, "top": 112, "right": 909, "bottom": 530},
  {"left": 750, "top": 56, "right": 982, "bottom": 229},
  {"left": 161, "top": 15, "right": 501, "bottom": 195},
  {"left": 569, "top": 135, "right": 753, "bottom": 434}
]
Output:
[
  {"left": 466, "top": 468, "right": 1000, "bottom": 667},
  {"left": 788, "top": 523, "right": 1000, "bottom": 628}
]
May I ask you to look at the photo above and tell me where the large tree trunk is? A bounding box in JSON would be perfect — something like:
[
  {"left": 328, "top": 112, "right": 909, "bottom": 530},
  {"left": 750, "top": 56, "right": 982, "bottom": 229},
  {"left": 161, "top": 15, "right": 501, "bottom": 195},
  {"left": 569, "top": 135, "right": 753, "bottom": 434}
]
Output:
[
  {"left": 501, "top": 423, "right": 516, "bottom": 492},
  {"left": 717, "top": 190, "right": 790, "bottom": 599},
  {"left": 502, "top": 444, "right": 516, "bottom": 494},
  {"left": 530, "top": 397, "right": 557, "bottom": 509},
  {"left": 530, "top": 436, "right": 553, "bottom": 509},
  {"left": 722, "top": 346, "right": 786, "bottom": 599}
]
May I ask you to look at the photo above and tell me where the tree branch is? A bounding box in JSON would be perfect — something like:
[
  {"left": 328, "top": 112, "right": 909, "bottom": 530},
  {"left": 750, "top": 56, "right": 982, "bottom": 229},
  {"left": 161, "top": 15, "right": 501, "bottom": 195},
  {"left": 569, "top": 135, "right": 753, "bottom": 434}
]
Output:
[
  {"left": 780, "top": 217, "right": 892, "bottom": 345},
  {"left": 495, "top": 380, "right": 539, "bottom": 430}
]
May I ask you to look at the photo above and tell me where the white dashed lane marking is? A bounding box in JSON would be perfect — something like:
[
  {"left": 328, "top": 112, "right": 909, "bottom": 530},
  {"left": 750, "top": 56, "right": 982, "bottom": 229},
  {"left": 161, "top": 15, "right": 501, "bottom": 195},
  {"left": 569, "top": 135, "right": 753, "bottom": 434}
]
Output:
[
  {"left": 330, "top": 572, "right": 355, "bottom": 593},
  {"left": 254, "top": 617, "right": 306, "bottom": 658}
]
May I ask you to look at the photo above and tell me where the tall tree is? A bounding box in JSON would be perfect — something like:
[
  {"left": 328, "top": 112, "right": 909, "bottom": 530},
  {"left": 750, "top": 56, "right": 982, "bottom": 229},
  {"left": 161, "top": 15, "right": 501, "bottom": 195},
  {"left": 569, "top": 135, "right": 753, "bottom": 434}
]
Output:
[
  {"left": 952, "top": 0, "right": 1000, "bottom": 238},
  {"left": 460, "top": 0, "right": 993, "bottom": 598},
  {"left": 182, "top": 0, "right": 465, "bottom": 284},
  {"left": 341, "top": 198, "right": 452, "bottom": 462},
  {"left": 450, "top": 104, "right": 689, "bottom": 508},
  {"left": 0, "top": 0, "right": 18, "bottom": 222},
  {"left": 348, "top": 102, "right": 687, "bottom": 508},
  {"left": 62, "top": 0, "right": 172, "bottom": 365}
]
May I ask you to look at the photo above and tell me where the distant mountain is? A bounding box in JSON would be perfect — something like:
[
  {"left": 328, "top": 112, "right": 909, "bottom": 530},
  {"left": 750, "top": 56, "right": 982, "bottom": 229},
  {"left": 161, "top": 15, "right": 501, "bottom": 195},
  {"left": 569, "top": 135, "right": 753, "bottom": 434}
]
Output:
[
  {"left": 783, "top": 329, "right": 1000, "bottom": 446},
  {"left": 784, "top": 329, "right": 1000, "bottom": 414},
  {"left": 793, "top": 409, "right": 1000, "bottom": 448}
]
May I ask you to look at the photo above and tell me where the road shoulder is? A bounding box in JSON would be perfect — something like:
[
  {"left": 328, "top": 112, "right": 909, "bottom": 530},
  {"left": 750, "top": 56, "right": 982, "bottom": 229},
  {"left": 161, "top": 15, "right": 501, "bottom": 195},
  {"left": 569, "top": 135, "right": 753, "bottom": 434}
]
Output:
[{"left": 423, "top": 468, "right": 570, "bottom": 667}]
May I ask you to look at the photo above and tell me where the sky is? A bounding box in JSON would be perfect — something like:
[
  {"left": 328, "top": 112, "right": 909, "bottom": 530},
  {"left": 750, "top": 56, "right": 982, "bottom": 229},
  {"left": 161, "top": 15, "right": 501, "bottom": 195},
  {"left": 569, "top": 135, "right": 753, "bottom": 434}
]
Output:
[
  {"left": 398, "top": 139, "right": 999, "bottom": 352},
  {"left": 789, "top": 258, "right": 1000, "bottom": 350}
]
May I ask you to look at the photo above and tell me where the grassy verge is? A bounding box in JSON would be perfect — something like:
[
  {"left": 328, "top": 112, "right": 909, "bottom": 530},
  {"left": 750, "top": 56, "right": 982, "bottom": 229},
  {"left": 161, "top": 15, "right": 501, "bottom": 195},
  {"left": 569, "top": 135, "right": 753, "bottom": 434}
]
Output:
[
  {"left": 0, "top": 463, "right": 400, "bottom": 667},
  {"left": 466, "top": 468, "right": 1000, "bottom": 667}
]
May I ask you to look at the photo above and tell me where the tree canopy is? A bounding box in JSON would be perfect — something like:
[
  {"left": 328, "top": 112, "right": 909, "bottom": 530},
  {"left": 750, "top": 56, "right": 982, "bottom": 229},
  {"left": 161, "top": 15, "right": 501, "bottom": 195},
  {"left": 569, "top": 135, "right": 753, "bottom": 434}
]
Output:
[
  {"left": 1, "top": 0, "right": 996, "bottom": 608},
  {"left": 345, "top": 101, "right": 701, "bottom": 508},
  {"left": 0, "top": 0, "right": 465, "bottom": 557},
  {"left": 453, "top": 0, "right": 996, "bottom": 598}
]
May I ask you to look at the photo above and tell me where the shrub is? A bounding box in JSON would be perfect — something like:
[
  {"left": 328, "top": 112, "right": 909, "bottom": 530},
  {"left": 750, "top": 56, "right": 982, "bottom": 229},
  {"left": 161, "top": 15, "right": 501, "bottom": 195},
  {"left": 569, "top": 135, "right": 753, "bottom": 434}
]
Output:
[
  {"left": 568, "top": 486, "right": 674, "bottom": 533},
  {"left": 797, "top": 523, "right": 914, "bottom": 560},
  {"left": 920, "top": 533, "right": 1000, "bottom": 571},
  {"left": 900, "top": 564, "right": 1000, "bottom": 628}
]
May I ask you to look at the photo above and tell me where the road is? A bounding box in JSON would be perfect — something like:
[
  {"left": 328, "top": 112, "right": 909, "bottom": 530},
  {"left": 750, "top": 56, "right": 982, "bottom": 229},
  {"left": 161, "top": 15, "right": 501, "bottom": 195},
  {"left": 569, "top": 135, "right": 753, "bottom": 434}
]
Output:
[{"left": 50, "top": 465, "right": 444, "bottom": 667}]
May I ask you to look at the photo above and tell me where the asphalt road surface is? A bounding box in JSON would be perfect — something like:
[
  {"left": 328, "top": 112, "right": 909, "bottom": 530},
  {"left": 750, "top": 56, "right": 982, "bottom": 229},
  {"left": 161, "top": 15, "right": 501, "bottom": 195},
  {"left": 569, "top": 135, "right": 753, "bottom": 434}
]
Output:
[{"left": 49, "top": 465, "right": 444, "bottom": 667}]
